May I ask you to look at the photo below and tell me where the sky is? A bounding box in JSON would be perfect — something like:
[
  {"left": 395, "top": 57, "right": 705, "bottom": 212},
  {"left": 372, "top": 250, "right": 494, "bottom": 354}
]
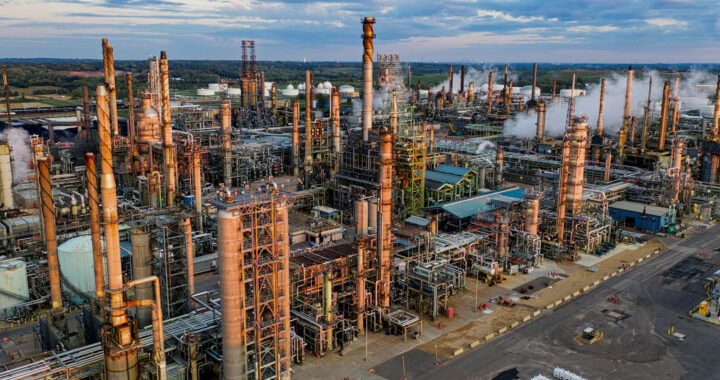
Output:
[{"left": 0, "top": 0, "right": 719, "bottom": 62}]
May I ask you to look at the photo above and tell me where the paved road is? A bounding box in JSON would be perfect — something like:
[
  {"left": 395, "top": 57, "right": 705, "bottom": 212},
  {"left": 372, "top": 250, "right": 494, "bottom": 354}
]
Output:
[{"left": 375, "top": 224, "right": 720, "bottom": 380}]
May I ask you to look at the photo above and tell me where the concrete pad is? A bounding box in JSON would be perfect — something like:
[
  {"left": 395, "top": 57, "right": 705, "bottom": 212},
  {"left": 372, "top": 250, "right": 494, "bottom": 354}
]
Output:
[
  {"left": 498, "top": 327, "right": 507, "bottom": 334},
  {"left": 510, "top": 321, "right": 520, "bottom": 328},
  {"left": 485, "top": 333, "right": 495, "bottom": 341}
]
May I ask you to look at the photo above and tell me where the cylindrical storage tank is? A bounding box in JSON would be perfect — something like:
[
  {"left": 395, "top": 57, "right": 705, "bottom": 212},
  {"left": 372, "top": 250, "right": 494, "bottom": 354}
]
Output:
[
  {"left": 282, "top": 88, "right": 299, "bottom": 97},
  {"left": 227, "top": 88, "right": 242, "bottom": 96},
  {"left": 368, "top": 198, "right": 378, "bottom": 231},
  {"left": 197, "top": 88, "right": 215, "bottom": 96},
  {"left": 339, "top": 85, "right": 355, "bottom": 95},
  {"left": 58, "top": 235, "right": 102, "bottom": 301},
  {"left": 0, "top": 258, "right": 29, "bottom": 317},
  {"left": 208, "top": 83, "right": 221, "bottom": 92},
  {"left": 355, "top": 200, "right": 368, "bottom": 236}
]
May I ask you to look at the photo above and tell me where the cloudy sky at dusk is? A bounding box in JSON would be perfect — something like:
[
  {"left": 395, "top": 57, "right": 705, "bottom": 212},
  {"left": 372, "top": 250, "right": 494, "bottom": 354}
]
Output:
[{"left": 1, "top": 0, "right": 718, "bottom": 62}]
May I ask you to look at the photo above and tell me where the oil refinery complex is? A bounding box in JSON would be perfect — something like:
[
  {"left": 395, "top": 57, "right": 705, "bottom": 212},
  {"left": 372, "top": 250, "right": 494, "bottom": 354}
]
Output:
[{"left": 0, "top": 16, "right": 719, "bottom": 380}]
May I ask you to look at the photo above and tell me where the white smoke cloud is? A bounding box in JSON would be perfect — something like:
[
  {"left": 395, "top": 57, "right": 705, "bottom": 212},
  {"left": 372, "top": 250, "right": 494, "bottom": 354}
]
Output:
[
  {"left": 433, "top": 65, "right": 518, "bottom": 93},
  {"left": 503, "top": 69, "right": 717, "bottom": 138},
  {"left": 0, "top": 128, "right": 31, "bottom": 183}
]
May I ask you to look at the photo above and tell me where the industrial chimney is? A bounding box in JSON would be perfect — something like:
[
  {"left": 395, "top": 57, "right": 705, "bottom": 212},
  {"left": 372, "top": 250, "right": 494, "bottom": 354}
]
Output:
[{"left": 362, "top": 17, "right": 375, "bottom": 142}]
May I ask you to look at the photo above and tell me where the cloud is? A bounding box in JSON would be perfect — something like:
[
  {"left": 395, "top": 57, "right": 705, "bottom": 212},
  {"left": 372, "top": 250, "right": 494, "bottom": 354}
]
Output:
[
  {"left": 476, "top": 9, "right": 555, "bottom": 23},
  {"left": 567, "top": 25, "right": 620, "bottom": 33},
  {"left": 645, "top": 18, "right": 688, "bottom": 29}
]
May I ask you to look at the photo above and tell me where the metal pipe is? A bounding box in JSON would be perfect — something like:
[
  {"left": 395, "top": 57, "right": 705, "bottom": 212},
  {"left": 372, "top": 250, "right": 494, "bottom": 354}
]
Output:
[
  {"left": 102, "top": 39, "right": 119, "bottom": 136},
  {"left": 596, "top": 78, "right": 605, "bottom": 136},
  {"left": 39, "top": 158, "right": 62, "bottom": 311},
  {"left": 362, "top": 17, "right": 375, "bottom": 142},
  {"left": 193, "top": 151, "right": 203, "bottom": 230},
  {"left": 217, "top": 209, "right": 244, "bottom": 379},
  {"left": 2, "top": 66, "right": 11, "bottom": 128},
  {"left": 618, "top": 66, "right": 633, "bottom": 162},
  {"left": 124, "top": 275, "right": 166, "bottom": 380},
  {"left": 85, "top": 153, "right": 104, "bottom": 307},
  {"left": 659, "top": 80, "right": 670, "bottom": 150},
  {"left": 131, "top": 228, "right": 152, "bottom": 328},
  {"left": 221, "top": 99, "right": 232, "bottom": 187},
  {"left": 712, "top": 75, "right": 720, "bottom": 141},
  {"left": 292, "top": 99, "right": 300, "bottom": 177},
  {"left": 160, "top": 51, "right": 176, "bottom": 205}
]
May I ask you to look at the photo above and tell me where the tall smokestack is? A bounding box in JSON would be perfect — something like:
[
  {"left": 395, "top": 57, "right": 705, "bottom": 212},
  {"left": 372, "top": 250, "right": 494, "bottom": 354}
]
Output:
[
  {"left": 292, "top": 100, "right": 299, "bottom": 177},
  {"left": 377, "top": 125, "right": 393, "bottom": 308},
  {"left": 487, "top": 72, "right": 494, "bottom": 114},
  {"left": 2, "top": 66, "right": 11, "bottom": 128},
  {"left": 361, "top": 17, "right": 375, "bottom": 142},
  {"left": 97, "top": 85, "right": 139, "bottom": 379},
  {"left": 503, "top": 64, "right": 508, "bottom": 109},
  {"left": 331, "top": 87, "right": 341, "bottom": 175},
  {"left": 460, "top": 65, "right": 465, "bottom": 94},
  {"left": 671, "top": 76, "right": 680, "bottom": 134},
  {"left": 102, "top": 39, "right": 119, "bottom": 136},
  {"left": 356, "top": 240, "right": 367, "bottom": 334},
  {"left": 39, "top": 158, "right": 62, "bottom": 312},
  {"left": 85, "top": 153, "right": 104, "bottom": 309},
  {"left": 82, "top": 86, "right": 90, "bottom": 136},
  {"left": 0, "top": 143, "right": 12, "bottom": 210},
  {"left": 617, "top": 66, "right": 633, "bottom": 162},
  {"left": 126, "top": 73, "right": 136, "bottom": 169},
  {"left": 552, "top": 80, "right": 557, "bottom": 101},
  {"left": 468, "top": 82, "right": 474, "bottom": 105},
  {"left": 193, "top": 151, "right": 203, "bottom": 230},
  {"left": 530, "top": 62, "right": 538, "bottom": 104},
  {"left": 160, "top": 51, "right": 176, "bottom": 206},
  {"left": 629, "top": 116, "right": 637, "bottom": 147},
  {"left": 659, "top": 80, "right": 670, "bottom": 150},
  {"left": 304, "top": 70, "right": 313, "bottom": 179},
  {"left": 712, "top": 75, "right": 720, "bottom": 141},
  {"left": 449, "top": 65, "right": 454, "bottom": 98},
  {"left": 596, "top": 78, "right": 605, "bottom": 136},
  {"left": 221, "top": 99, "right": 232, "bottom": 187},
  {"left": 536, "top": 100, "right": 546, "bottom": 139},
  {"left": 641, "top": 76, "right": 653, "bottom": 153},
  {"left": 271, "top": 83, "right": 277, "bottom": 120}
]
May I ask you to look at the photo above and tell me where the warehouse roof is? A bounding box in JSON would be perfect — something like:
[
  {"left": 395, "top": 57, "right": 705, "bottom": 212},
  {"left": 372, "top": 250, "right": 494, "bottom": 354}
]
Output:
[
  {"left": 426, "top": 187, "right": 524, "bottom": 219},
  {"left": 433, "top": 165, "right": 473, "bottom": 177},
  {"left": 425, "top": 170, "right": 466, "bottom": 185},
  {"left": 609, "top": 201, "right": 670, "bottom": 217}
]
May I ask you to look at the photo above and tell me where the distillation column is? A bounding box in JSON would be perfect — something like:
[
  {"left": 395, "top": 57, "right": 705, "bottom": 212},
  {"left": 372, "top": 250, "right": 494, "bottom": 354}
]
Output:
[
  {"left": 85, "top": 153, "right": 105, "bottom": 308},
  {"left": 362, "top": 17, "right": 375, "bottom": 142},
  {"left": 38, "top": 158, "right": 62, "bottom": 312},
  {"left": 378, "top": 126, "right": 393, "bottom": 308},
  {"left": 160, "top": 51, "right": 176, "bottom": 206},
  {"left": 292, "top": 99, "right": 300, "bottom": 177},
  {"left": 221, "top": 99, "right": 232, "bottom": 187},
  {"left": 617, "top": 66, "right": 633, "bottom": 163}
]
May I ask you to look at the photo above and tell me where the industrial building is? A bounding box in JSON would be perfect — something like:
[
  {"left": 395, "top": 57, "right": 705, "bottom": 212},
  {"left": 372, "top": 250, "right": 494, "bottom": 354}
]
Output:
[{"left": 0, "top": 14, "right": 718, "bottom": 380}]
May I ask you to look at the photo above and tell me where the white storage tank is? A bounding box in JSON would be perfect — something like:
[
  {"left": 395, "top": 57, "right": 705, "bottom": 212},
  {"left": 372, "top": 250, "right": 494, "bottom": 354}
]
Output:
[
  {"left": 520, "top": 85, "right": 541, "bottom": 98},
  {"left": 339, "top": 85, "right": 355, "bottom": 95},
  {"left": 208, "top": 83, "right": 221, "bottom": 92},
  {"left": 560, "top": 89, "right": 586, "bottom": 98},
  {"left": 227, "top": 88, "right": 242, "bottom": 96},
  {"left": 0, "top": 258, "right": 29, "bottom": 317},
  {"left": 58, "top": 235, "right": 100, "bottom": 300},
  {"left": 197, "top": 88, "right": 215, "bottom": 96}
]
